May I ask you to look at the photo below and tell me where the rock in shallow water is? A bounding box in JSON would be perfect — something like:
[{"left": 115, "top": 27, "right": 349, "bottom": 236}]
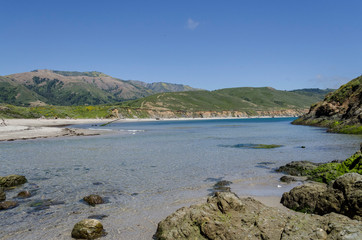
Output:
[
  {"left": 71, "top": 219, "right": 105, "bottom": 239},
  {"left": 17, "top": 190, "right": 32, "bottom": 198},
  {"left": 0, "top": 201, "right": 18, "bottom": 210},
  {"left": 155, "top": 191, "right": 362, "bottom": 240},
  {"left": 0, "top": 174, "right": 27, "bottom": 188},
  {"left": 83, "top": 194, "right": 104, "bottom": 206}
]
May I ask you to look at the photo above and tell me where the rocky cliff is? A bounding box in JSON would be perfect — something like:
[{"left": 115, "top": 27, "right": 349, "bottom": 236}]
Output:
[{"left": 293, "top": 75, "right": 362, "bottom": 134}]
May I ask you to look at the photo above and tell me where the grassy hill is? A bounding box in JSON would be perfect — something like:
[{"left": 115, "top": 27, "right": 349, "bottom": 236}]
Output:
[
  {"left": 121, "top": 87, "right": 332, "bottom": 112},
  {"left": 0, "top": 87, "right": 332, "bottom": 119},
  {"left": 0, "top": 69, "right": 199, "bottom": 106}
]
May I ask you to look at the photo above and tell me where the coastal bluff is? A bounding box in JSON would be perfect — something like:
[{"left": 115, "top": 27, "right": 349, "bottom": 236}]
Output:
[{"left": 293, "top": 75, "right": 362, "bottom": 134}]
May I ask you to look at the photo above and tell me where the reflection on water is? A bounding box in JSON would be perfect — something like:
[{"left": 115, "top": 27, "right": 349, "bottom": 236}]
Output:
[{"left": 0, "top": 118, "right": 361, "bottom": 239}]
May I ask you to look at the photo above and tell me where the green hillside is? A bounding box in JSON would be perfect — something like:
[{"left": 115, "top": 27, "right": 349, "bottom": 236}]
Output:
[
  {"left": 121, "top": 87, "right": 332, "bottom": 112},
  {"left": 293, "top": 75, "right": 362, "bottom": 134}
]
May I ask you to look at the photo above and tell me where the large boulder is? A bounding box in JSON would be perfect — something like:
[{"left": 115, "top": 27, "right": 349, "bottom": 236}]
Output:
[
  {"left": 281, "top": 173, "right": 362, "bottom": 220},
  {"left": 281, "top": 182, "right": 327, "bottom": 213},
  {"left": 156, "top": 192, "right": 287, "bottom": 240},
  {"left": 71, "top": 219, "right": 105, "bottom": 239},
  {"left": 0, "top": 175, "right": 27, "bottom": 188},
  {"left": 155, "top": 192, "right": 362, "bottom": 240},
  {"left": 0, "top": 187, "right": 5, "bottom": 202}
]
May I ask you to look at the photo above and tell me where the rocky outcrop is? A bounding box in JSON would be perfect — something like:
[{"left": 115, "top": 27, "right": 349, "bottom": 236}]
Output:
[
  {"left": 0, "top": 174, "right": 27, "bottom": 188},
  {"left": 71, "top": 219, "right": 105, "bottom": 239},
  {"left": 155, "top": 191, "right": 362, "bottom": 240},
  {"left": 293, "top": 75, "right": 362, "bottom": 134},
  {"left": 281, "top": 173, "right": 362, "bottom": 220},
  {"left": 83, "top": 194, "right": 104, "bottom": 206}
]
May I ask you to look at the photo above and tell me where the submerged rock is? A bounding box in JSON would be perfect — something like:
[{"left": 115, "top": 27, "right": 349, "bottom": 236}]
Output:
[
  {"left": 71, "top": 219, "right": 105, "bottom": 239},
  {"left": 17, "top": 190, "right": 32, "bottom": 198},
  {"left": 83, "top": 195, "right": 104, "bottom": 206},
  {"left": 0, "top": 174, "right": 27, "bottom": 188},
  {"left": 0, "top": 187, "right": 5, "bottom": 201},
  {"left": 155, "top": 191, "right": 362, "bottom": 240},
  {"left": 0, "top": 200, "right": 18, "bottom": 210},
  {"left": 281, "top": 173, "right": 362, "bottom": 220},
  {"left": 28, "top": 199, "right": 65, "bottom": 212}
]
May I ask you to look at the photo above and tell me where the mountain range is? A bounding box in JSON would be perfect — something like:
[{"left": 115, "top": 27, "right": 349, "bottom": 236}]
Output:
[{"left": 0, "top": 69, "right": 199, "bottom": 106}]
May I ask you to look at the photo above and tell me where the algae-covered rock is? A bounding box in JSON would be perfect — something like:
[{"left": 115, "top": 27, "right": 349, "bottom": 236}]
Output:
[
  {"left": 0, "top": 175, "right": 27, "bottom": 188},
  {"left": 83, "top": 194, "right": 104, "bottom": 206},
  {"left": 0, "top": 187, "right": 5, "bottom": 202},
  {"left": 71, "top": 219, "right": 105, "bottom": 239},
  {"left": 155, "top": 191, "right": 362, "bottom": 240},
  {"left": 308, "top": 152, "right": 362, "bottom": 183},
  {"left": 276, "top": 161, "right": 319, "bottom": 176}
]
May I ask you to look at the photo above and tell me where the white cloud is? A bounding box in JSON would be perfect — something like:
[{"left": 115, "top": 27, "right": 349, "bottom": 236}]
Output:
[{"left": 186, "top": 18, "right": 199, "bottom": 30}]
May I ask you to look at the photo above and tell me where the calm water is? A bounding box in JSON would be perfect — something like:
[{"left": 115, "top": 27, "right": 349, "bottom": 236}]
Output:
[{"left": 0, "top": 118, "right": 361, "bottom": 239}]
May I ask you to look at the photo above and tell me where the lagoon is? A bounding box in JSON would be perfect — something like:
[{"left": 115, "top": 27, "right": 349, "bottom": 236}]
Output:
[{"left": 0, "top": 118, "right": 361, "bottom": 239}]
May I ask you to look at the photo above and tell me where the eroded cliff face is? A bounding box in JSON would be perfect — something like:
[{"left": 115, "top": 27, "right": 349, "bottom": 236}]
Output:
[
  {"left": 118, "top": 108, "right": 308, "bottom": 119},
  {"left": 293, "top": 76, "right": 362, "bottom": 134}
]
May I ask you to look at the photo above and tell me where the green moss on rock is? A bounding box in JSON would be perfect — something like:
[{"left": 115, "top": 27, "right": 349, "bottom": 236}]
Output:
[{"left": 307, "top": 152, "right": 362, "bottom": 183}]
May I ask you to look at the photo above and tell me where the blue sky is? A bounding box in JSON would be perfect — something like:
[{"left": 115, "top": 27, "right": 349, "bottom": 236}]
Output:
[{"left": 1, "top": 0, "right": 361, "bottom": 90}]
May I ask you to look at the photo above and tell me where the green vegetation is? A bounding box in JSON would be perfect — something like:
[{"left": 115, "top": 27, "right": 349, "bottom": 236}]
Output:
[
  {"left": 122, "top": 87, "right": 330, "bottom": 112},
  {"left": 306, "top": 152, "right": 362, "bottom": 183},
  {"left": 0, "top": 104, "right": 115, "bottom": 119},
  {"left": 52, "top": 70, "right": 110, "bottom": 78},
  {"left": 253, "top": 144, "right": 282, "bottom": 149},
  {"left": 293, "top": 75, "right": 362, "bottom": 134},
  {"left": 325, "top": 75, "right": 362, "bottom": 104},
  {"left": 293, "top": 118, "right": 362, "bottom": 134},
  {"left": 219, "top": 143, "right": 282, "bottom": 149}
]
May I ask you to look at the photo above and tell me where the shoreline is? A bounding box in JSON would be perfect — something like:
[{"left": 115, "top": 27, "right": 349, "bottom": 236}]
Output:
[{"left": 0, "top": 116, "right": 296, "bottom": 142}]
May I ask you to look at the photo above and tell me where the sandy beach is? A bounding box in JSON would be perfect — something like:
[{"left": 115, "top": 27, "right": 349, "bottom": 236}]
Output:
[{"left": 0, "top": 118, "right": 114, "bottom": 141}]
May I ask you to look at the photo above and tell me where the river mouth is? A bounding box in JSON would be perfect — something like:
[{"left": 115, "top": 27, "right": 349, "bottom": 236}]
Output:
[{"left": 1, "top": 118, "right": 361, "bottom": 239}]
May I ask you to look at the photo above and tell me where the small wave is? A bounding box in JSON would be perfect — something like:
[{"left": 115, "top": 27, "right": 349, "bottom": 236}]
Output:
[{"left": 88, "top": 128, "right": 113, "bottom": 131}]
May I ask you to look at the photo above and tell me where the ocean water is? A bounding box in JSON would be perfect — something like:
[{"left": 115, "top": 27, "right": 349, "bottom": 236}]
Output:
[{"left": 0, "top": 118, "right": 361, "bottom": 239}]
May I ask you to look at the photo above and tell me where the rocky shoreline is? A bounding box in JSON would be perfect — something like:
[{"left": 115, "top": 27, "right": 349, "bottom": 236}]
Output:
[{"left": 154, "top": 149, "right": 362, "bottom": 240}]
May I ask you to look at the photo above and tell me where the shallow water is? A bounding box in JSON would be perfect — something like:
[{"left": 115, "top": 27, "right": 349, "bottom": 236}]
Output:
[{"left": 0, "top": 118, "right": 361, "bottom": 239}]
